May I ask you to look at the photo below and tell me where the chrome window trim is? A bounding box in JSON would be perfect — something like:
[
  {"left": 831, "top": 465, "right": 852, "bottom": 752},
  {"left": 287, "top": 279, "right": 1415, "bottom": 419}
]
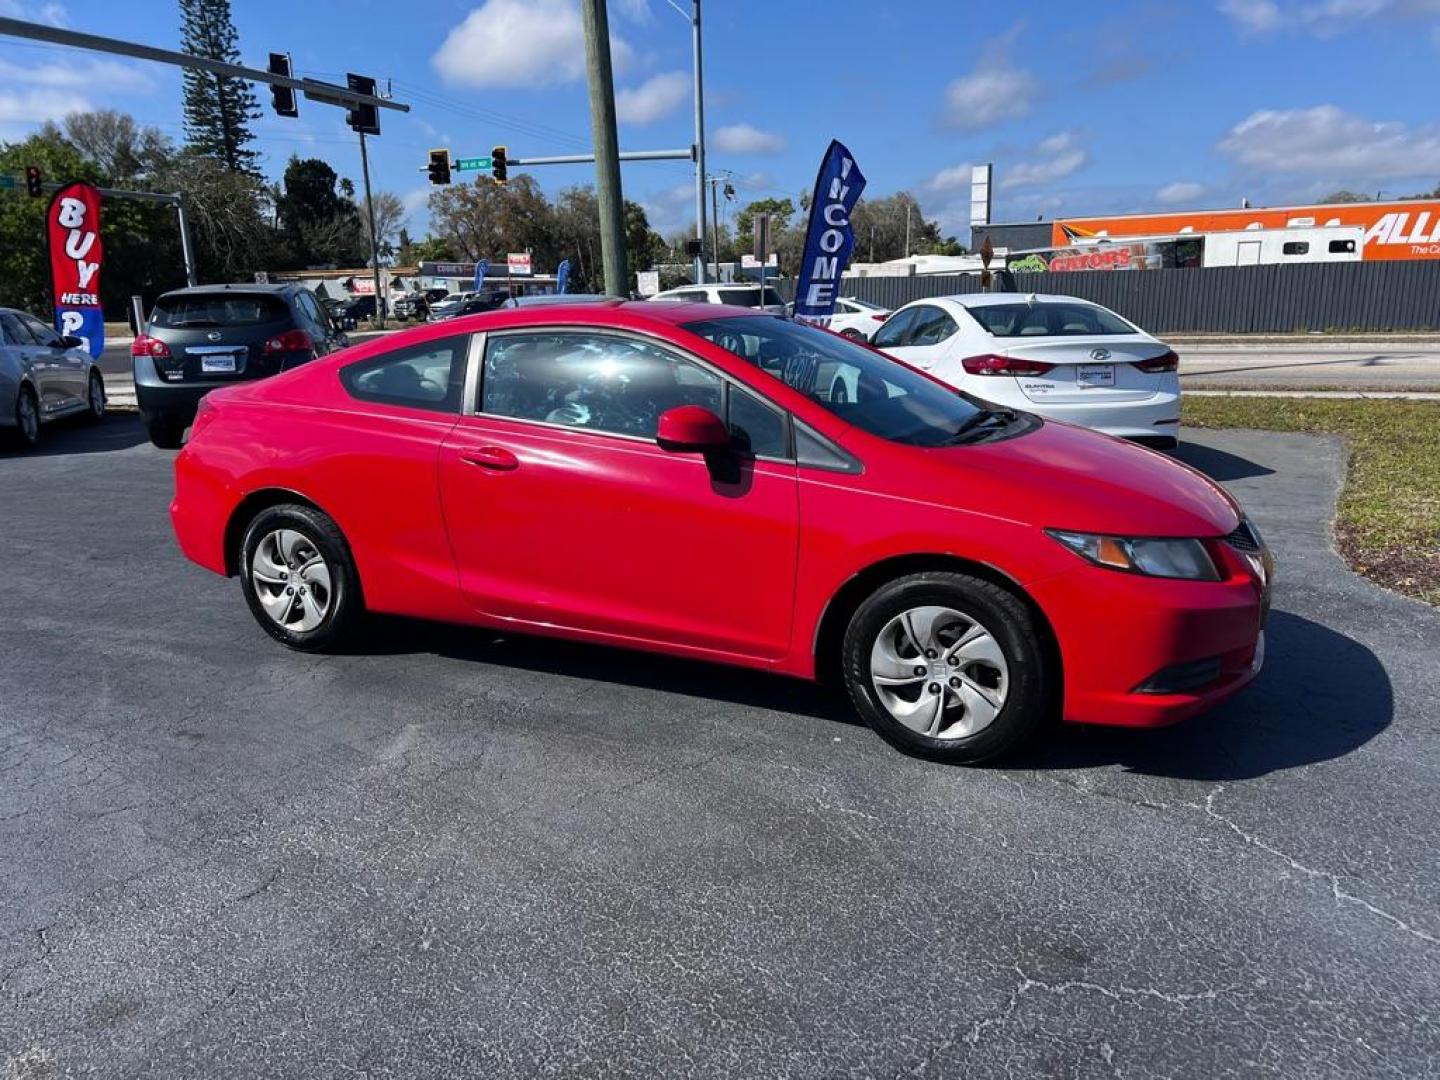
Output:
[{"left": 460, "top": 331, "right": 486, "bottom": 417}]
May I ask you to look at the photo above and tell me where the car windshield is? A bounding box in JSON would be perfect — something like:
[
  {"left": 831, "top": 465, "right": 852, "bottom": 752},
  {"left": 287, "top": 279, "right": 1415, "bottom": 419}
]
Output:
[
  {"left": 683, "top": 315, "right": 993, "bottom": 447},
  {"left": 151, "top": 293, "right": 289, "bottom": 328},
  {"left": 965, "top": 301, "right": 1137, "bottom": 337}
]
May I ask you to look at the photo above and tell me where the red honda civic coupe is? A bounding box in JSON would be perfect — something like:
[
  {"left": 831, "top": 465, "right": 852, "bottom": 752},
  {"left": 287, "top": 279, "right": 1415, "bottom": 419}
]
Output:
[{"left": 170, "top": 300, "right": 1271, "bottom": 763}]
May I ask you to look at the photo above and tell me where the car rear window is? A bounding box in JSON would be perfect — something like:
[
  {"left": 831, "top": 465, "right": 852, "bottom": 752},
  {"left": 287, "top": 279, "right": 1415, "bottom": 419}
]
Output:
[
  {"left": 966, "top": 302, "right": 1136, "bottom": 337},
  {"left": 717, "top": 287, "right": 784, "bottom": 308},
  {"left": 150, "top": 293, "right": 290, "bottom": 329}
]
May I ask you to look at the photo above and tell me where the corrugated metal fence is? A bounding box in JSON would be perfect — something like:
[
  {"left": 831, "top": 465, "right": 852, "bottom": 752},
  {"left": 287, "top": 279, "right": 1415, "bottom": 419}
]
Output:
[{"left": 775, "top": 261, "right": 1440, "bottom": 333}]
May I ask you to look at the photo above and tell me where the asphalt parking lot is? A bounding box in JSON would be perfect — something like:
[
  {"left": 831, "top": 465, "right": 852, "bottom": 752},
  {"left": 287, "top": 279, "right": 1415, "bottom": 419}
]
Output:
[{"left": 2, "top": 417, "right": 1437, "bottom": 1078}]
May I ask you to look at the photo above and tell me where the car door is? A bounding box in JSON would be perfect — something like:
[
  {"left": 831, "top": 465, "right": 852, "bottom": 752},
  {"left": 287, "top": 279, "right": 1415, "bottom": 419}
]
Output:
[
  {"left": 437, "top": 327, "right": 800, "bottom": 661},
  {"left": 0, "top": 314, "right": 37, "bottom": 404},
  {"left": 880, "top": 304, "right": 959, "bottom": 371},
  {"left": 21, "top": 314, "right": 86, "bottom": 412}
]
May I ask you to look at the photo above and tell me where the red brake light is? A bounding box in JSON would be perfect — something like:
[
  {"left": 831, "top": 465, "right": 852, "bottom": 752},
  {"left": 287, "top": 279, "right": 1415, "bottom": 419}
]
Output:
[
  {"left": 131, "top": 333, "right": 171, "bottom": 359},
  {"left": 961, "top": 353, "right": 1054, "bottom": 377},
  {"left": 872, "top": 313, "right": 888, "bottom": 322},
  {"left": 263, "top": 329, "right": 314, "bottom": 354},
  {"left": 1132, "top": 349, "right": 1179, "bottom": 373}
]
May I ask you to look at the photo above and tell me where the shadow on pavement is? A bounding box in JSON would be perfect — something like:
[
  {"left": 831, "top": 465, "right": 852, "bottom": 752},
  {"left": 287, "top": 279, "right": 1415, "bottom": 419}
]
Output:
[
  {"left": 355, "top": 615, "right": 864, "bottom": 727},
  {"left": 1173, "top": 439, "right": 1276, "bottom": 481},
  {"left": 1008, "top": 610, "right": 1391, "bottom": 780},
  {"left": 7, "top": 412, "right": 153, "bottom": 458}
]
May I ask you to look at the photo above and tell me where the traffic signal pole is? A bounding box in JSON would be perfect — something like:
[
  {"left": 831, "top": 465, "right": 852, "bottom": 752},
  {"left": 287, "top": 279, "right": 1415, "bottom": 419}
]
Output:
[
  {"left": 579, "top": 0, "right": 626, "bottom": 297},
  {"left": 358, "top": 131, "right": 384, "bottom": 327}
]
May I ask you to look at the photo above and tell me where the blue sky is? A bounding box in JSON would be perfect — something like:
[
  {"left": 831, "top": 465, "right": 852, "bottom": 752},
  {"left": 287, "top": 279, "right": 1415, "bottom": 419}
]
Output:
[{"left": 3, "top": 0, "right": 1439, "bottom": 242}]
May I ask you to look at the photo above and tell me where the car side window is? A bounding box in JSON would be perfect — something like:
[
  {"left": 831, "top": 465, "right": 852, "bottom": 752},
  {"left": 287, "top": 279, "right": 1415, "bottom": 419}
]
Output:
[
  {"left": 727, "top": 383, "right": 788, "bottom": 459},
  {"left": 295, "top": 292, "right": 326, "bottom": 333},
  {"left": 21, "top": 315, "right": 60, "bottom": 346},
  {"left": 482, "top": 331, "right": 723, "bottom": 440},
  {"left": 908, "top": 306, "right": 958, "bottom": 347},
  {"left": 340, "top": 334, "right": 469, "bottom": 412},
  {"left": 871, "top": 306, "right": 918, "bottom": 349},
  {"left": 0, "top": 314, "right": 34, "bottom": 345}
]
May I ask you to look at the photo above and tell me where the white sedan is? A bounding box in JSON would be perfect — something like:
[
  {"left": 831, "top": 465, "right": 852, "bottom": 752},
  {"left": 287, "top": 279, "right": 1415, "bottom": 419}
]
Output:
[{"left": 868, "top": 293, "right": 1181, "bottom": 448}]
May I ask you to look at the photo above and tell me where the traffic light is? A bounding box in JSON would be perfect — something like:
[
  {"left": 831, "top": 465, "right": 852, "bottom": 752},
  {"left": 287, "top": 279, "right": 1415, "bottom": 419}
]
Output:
[
  {"left": 427, "top": 149, "right": 451, "bottom": 186},
  {"left": 268, "top": 52, "right": 298, "bottom": 118},
  {"left": 24, "top": 165, "right": 41, "bottom": 198},
  {"left": 491, "top": 146, "right": 507, "bottom": 185},
  {"left": 346, "top": 72, "right": 380, "bottom": 136}
]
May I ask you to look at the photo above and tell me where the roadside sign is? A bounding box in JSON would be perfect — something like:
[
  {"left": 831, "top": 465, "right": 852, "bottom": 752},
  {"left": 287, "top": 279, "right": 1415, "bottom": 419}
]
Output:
[
  {"left": 0, "top": 175, "right": 15, "bottom": 189},
  {"left": 253, "top": 270, "right": 269, "bottom": 284},
  {"left": 740, "top": 254, "right": 778, "bottom": 269},
  {"left": 636, "top": 270, "right": 660, "bottom": 297},
  {"left": 507, "top": 252, "right": 532, "bottom": 275},
  {"left": 455, "top": 157, "right": 492, "bottom": 171}
]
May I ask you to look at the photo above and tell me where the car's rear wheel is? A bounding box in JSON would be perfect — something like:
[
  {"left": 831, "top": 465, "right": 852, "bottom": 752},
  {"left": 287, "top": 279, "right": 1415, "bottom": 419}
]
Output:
[
  {"left": 146, "top": 419, "right": 186, "bottom": 449},
  {"left": 85, "top": 371, "right": 106, "bottom": 421},
  {"left": 11, "top": 385, "right": 40, "bottom": 449},
  {"left": 841, "top": 572, "right": 1053, "bottom": 763},
  {"left": 238, "top": 504, "right": 362, "bottom": 652}
]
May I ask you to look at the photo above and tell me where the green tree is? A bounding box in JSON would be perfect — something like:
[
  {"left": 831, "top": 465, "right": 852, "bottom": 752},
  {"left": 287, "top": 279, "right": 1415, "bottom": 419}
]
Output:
[
  {"left": 734, "top": 197, "right": 795, "bottom": 246},
  {"left": 0, "top": 135, "right": 103, "bottom": 314},
  {"left": 408, "top": 235, "right": 457, "bottom": 263},
  {"left": 179, "top": 0, "right": 261, "bottom": 173},
  {"left": 1320, "top": 190, "right": 1371, "bottom": 203},
  {"left": 275, "top": 156, "right": 364, "bottom": 267},
  {"left": 427, "top": 174, "right": 559, "bottom": 269}
]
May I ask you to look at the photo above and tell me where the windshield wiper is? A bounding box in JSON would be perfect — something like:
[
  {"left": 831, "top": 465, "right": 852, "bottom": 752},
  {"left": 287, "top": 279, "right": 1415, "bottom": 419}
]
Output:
[{"left": 946, "top": 408, "right": 1018, "bottom": 444}]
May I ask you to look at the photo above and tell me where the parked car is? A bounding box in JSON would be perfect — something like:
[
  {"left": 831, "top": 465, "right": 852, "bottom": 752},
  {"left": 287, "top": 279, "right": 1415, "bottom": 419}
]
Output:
[
  {"left": 342, "top": 294, "right": 388, "bottom": 321},
  {"left": 171, "top": 302, "right": 1270, "bottom": 764},
  {"left": 427, "top": 291, "right": 478, "bottom": 320},
  {"left": 0, "top": 307, "right": 106, "bottom": 449},
  {"left": 784, "top": 296, "right": 893, "bottom": 340},
  {"left": 649, "top": 283, "right": 786, "bottom": 312},
  {"left": 394, "top": 288, "right": 449, "bottom": 320},
  {"left": 321, "top": 297, "right": 354, "bottom": 330},
  {"left": 450, "top": 292, "right": 512, "bottom": 318},
  {"left": 132, "top": 284, "right": 350, "bottom": 449},
  {"left": 870, "top": 293, "right": 1182, "bottom": 448}
]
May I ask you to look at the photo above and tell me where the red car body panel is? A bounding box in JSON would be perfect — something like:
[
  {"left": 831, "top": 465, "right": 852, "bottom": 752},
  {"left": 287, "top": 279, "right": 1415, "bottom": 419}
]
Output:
[{"left": 171, "top": 301, "right": 1266, "bottom": 728}]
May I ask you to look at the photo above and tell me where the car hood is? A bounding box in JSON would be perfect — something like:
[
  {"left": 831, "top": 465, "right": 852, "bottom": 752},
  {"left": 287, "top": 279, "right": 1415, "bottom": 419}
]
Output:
[{"left": 917, "top": 419, "right": 1240, "bottom": 538}]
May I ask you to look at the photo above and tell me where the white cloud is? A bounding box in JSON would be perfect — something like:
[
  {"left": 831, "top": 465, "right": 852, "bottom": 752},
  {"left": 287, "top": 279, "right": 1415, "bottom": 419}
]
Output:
[
  {"left": 641, "top": 180, "right": 698, "bottom": 234},
  {"left": 1218, "top": 104, "right": 1440, "bottom": 179},
  {"left": 0, "top": 57, "right": 152, "bottom": 95},
  {"left": 1156, "top": 181, "right": 1207, "bottom": 204},
  {"left": 612, "top": 0, "right": 653, "bottom": 21},
  {"left": 711, "top": 123, "right": 785, "bottom": 155},
  {"left": 0, "top": 1, "right": 68, "bottom": 24},
  {"left": 0, "top": 87, "right": 91, "bottom": 126},
  {"left": 925, "top": 162, "right": 974, "bottom": 192},
  {"left": 616, "top": 71, "right": 689, "bottom": 124},
  {"left": 1220, "top": 0, "right": 1440, "bottom": 36},
  {"left": 433, "top": 0, "right": 633, "bottom": 88},
  {"left": 1000, "top": 130, "right": 1089, "bottom": 189},
  {"left": 940, "top": 25, "right": 1040, "bottom": 131}
]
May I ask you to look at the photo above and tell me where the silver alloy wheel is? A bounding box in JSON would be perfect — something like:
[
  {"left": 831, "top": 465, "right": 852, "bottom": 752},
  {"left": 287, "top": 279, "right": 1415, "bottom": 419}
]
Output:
[
  {"left": 869, "top": 605, "right": 1010, "bottom": 740},
  {"left": 16, "top": 390, "right": 38, "bottom": 443},
  {"left": 88, "top": 373, "right": 105, "bottom": 418},
  {"left": 250, "top": 528, "right": 333, "bottom": 633}
]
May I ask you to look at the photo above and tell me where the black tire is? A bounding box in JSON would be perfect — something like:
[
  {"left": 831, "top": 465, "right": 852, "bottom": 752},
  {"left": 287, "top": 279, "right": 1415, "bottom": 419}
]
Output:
[
  {"left": 85, "top": 371, "right": 106, "bottom": 422},
  {"left": 841, "top": 571, "right": 1054, "bottom": 764},
  {"left": 238, "top": 503, "right": 363, "bottom": 652},
  {"left": 146, "top": 418, "right": 186, "bottom": 449},
  {"left": 10, "top": 384, "right": 40, "bottom": 450}
]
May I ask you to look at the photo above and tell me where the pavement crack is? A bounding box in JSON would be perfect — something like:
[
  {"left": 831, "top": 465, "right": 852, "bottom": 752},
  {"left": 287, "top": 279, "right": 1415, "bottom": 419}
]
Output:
[
  {"left": 227, "top": 867, "right": 282, "bottom": 904},
  {"left": 1203, "top": 785, "right": 1437, "bottom": 947}
]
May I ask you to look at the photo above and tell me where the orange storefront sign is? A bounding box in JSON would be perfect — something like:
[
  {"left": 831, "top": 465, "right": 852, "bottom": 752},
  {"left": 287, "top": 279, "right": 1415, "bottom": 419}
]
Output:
[{"left": 1052, "top": 201, "right": 1440, "bottom": 261}]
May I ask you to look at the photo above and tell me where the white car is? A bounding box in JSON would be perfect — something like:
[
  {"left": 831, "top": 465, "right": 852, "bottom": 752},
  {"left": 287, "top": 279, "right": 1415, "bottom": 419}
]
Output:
[
  {"left": 869, "top": 293, "right": 1181, "bottom": 448},
  {"left": 427, "top": 291, "right": 478, "bottom": 321},
  {"left": 649, "top": 283, "right": 786, "bottom": 313},
  {"left": 826, "top": 297, "right": 892, "bottom": 340}
]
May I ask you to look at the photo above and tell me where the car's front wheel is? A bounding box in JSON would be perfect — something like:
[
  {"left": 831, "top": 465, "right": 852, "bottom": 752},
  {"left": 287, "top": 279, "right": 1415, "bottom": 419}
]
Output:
[
  {"left": 11, "top": 385, "right": 40, "bottom": 449},
  {"left": 85, "top": 371, "right": 106, "bottom": 421},
  {"left": 842, "top": 572, "right": 1054, "bottom": 763},
  {"left": 238, "top": 503, "right": 362, "bottom": 651}
]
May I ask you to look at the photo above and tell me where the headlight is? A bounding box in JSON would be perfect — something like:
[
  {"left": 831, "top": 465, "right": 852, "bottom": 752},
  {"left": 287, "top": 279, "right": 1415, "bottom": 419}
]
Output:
[{"left": 1047, "top": 530, "right": 1220, "bottom": 581}]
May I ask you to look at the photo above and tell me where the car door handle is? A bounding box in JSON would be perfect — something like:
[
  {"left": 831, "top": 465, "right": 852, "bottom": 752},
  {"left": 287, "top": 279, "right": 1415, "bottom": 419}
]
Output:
[{"left": 459, "top": 446, "right": 519, "bottom": 471}]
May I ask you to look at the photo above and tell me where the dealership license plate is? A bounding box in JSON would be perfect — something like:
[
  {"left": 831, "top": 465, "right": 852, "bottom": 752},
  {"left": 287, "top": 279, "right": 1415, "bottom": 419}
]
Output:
[
  {"left": 200, "top": 353, "right": 239, "bottom": 373},
  {"left": 1076, "top": 364, "right": 1115, "bottom": 388}
]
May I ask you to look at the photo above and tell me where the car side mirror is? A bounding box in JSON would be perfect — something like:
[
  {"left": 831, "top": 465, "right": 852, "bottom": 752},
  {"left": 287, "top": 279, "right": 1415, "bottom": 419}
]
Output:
[
  {"left": 656, "top": 405, "right": 730, "bottom": 453},
  {"left": 59, "top": 335, "right": 85, "bottom": 349}
]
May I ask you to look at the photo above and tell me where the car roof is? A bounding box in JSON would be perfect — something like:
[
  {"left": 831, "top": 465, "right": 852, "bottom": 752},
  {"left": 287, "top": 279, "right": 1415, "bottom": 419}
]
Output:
[
  {"left": 440, "top": 299, "right": 765, "bottom": 331},
  {"left": 927, "top": 292, "right": 1099, "bottom": 309},
  {"left": 158, "top": 283, "right": 297, "bottom": 298}
]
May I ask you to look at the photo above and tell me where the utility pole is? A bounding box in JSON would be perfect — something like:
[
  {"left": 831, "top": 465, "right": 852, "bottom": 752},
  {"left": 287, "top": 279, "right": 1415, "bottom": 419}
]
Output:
[
  {"left": 710, "top": 176, "right": 721, "bottom": 280},
  {"left": 905, "top": 201, "right": 912, "bottom": 259},
  {"left": 689, "top": 0, "right": 707, "bottom": 284},
  {"left": 358, "top": 130, "right": 384, "bottom": 326},
  {"left": 580, "top": 0, "right": 626, "bottom": 297}
]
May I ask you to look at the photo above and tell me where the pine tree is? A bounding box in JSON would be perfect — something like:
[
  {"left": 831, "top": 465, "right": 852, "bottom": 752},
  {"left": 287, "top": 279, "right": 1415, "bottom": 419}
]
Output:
[{"left": 179, "top": 0, "right": 261, "bottom": 174}]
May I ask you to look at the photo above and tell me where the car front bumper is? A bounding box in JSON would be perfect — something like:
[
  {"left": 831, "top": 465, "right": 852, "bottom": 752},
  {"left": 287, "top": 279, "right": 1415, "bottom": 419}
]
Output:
[{"left": 1029, "top": 552, "right": 1267, "bottom": 728}]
